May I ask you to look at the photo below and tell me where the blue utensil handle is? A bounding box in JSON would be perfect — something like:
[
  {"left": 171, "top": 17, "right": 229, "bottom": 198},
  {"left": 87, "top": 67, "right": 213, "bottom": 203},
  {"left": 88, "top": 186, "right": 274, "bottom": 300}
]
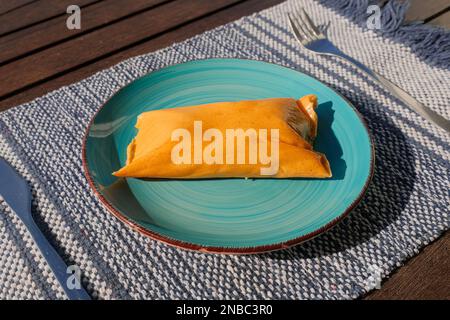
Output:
[{"left": 24, "top": 218, "right": 91, "bottom": 300}]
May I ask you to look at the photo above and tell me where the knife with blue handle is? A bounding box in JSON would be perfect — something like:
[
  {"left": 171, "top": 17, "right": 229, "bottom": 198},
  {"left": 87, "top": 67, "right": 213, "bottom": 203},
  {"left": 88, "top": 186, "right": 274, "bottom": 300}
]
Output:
[{"left": 0, "top": 157, "right": 91, "bottom": 300}]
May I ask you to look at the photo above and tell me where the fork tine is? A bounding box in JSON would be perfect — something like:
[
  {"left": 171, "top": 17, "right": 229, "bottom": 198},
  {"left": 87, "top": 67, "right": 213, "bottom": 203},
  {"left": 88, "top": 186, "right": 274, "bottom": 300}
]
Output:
[
  {"left": 289, "top": 13, "right": 313, "bottom": 42},
  {"left": 295, "top": 14, "right": 315, "bottom": 41},
  {"left": 299, "top": 8, "right": 322, "bottom": 37},
  {"left": 288, "top": 13, "right": 306, "bottom": 42}
]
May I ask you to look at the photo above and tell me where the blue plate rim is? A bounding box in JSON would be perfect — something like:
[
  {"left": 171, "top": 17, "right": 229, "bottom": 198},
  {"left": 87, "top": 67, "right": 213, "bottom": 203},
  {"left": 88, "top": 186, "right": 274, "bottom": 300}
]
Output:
[{"left": 81, "top": 58, "right": 375, "bottom": 254}]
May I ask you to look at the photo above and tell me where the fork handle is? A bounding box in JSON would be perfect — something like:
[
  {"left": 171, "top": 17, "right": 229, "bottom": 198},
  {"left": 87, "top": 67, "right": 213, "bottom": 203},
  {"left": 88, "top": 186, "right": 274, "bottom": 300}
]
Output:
[
  {"left": 23, "top": 218, "right": 91, "bottom": 300},
  {"left": 330, "top": 48, "right": 450, "bottom": 133}
]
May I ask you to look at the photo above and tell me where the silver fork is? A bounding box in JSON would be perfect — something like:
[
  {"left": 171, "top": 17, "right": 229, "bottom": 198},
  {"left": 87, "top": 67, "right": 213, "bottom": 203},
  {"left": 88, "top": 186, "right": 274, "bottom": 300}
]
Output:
[{"left": 288, "top": 9, "right": 450, "bottom": 133}]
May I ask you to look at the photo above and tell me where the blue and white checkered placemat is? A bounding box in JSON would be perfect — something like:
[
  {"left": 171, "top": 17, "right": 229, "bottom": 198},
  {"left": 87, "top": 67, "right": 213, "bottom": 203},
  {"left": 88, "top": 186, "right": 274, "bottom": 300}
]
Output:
[{"left": 0, "top": 0, "right": 449, "bottom": 299}]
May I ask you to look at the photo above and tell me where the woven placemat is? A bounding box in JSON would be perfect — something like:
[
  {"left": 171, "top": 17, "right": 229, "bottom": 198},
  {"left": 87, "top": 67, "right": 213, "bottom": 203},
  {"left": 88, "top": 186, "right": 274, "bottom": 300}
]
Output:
[{"left": 0, "top": 0, "right": 449, "bottom": 299}]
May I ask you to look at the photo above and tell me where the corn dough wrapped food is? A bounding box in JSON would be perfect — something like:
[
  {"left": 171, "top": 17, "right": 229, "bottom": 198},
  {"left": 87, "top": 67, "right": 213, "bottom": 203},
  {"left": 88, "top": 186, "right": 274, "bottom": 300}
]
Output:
[{"left": 113, "top": 95, "right": 331, "bottom": 179}]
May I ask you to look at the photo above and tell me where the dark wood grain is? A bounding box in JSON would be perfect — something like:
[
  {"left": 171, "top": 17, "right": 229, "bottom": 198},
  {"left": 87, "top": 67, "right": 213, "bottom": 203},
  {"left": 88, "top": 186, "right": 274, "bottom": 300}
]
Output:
[
  {"left": 0, "top": 0, "right": 171, "bottom": 65},
  {"left": 0, "top": 0, "right": 284, "bottom": 111},
  {"left": 405, "top": 0, "right": 449, "bottom": 22},
  {"left": 0, "top": 0, "right": 448, "bottom": 300},
  {"left": 429, "top": 10, "right": 450, "bottom": 27},
  {"left": 0, "top": 0, "right": 100, "bottom": 36},
  {"left": 0, "top": 0, "right": 36, "bottom": 15},
  {"left": 0, "top": 0, "right": 244, "bottom": 99}
]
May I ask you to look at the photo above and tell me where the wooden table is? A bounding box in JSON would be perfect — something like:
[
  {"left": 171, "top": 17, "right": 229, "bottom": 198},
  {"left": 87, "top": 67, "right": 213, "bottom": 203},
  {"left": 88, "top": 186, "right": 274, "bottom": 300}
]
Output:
[{"left": 0, "top": 0, "right": 448, "bottom": 300}]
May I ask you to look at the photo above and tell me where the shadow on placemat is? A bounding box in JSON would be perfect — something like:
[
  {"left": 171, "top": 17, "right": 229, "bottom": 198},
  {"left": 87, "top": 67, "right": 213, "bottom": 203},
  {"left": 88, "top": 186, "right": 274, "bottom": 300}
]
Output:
[{"left": 261, "top": 90, "right": 417, "bottom": 259}]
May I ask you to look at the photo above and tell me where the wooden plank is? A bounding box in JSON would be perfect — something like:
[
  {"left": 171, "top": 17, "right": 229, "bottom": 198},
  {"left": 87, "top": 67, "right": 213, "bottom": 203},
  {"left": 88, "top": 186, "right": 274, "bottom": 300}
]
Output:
[
  {"left": 0, "top": 0, "right": 243, "bottom": 99},
  {"left": 0, "top": 0, "right": 36, "bottom": 15},
  {"left": 0, "top": 0, "right": 170, "bottom": 65},
  {"left": 405, "top": 0, "right": 449, "bottom": 22},
  {"left": 0, "top": 0, "right": 100, "bottom": 36},
  {"left": 0, "top": 0, "right": 284, "bottom": 111},
  {"left": 429, "top": 10, "right": 450, "bottom": 27},
  {"left": 366, "top": 232, "right": 450, "bottom": 300}
]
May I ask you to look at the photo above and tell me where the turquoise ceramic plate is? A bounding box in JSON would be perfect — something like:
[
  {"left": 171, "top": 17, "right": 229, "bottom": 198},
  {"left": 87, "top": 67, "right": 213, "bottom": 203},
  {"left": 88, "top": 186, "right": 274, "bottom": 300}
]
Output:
[{"left": 83, "top": 59, "right": 374, "bottom": 254}]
